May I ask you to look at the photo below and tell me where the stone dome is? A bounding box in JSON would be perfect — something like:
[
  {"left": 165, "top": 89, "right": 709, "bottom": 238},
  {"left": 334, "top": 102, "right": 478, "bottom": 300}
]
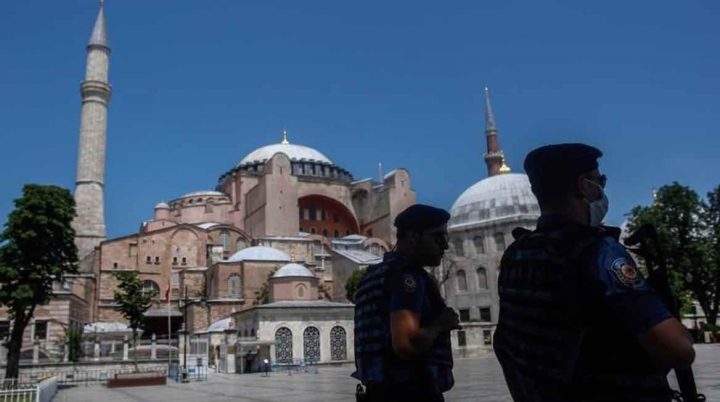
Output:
[
  {"left": 238, "top": 143, "right": 332, "bottom": 167},
  {"left": 180, "top": 190, "right": 226, "bottom": 199},
  {"left": 206, "top": 318, "right": 232, "bottom": 333},
  {"left": 227, "top": 246, "right": 290, "bottom": 262},
  {"left": 273, "top": 263, "right": 314, "bottom": 278},
  {"left": 154, "top": 202, "right": 169, "bottom": 209},
  {"left": 449, "top": 173, "right": 540, "bottom": 230}
]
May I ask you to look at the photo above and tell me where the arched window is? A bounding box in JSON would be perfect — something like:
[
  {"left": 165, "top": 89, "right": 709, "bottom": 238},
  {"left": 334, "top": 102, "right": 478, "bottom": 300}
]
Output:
[
  {"left": 473, "top": 236, "right": 485, "bottom": 255},
  {"left": 141, "top": 280, "right": 160, "bottom": 298},
  {"left": 236, "top": 239, "right": 248, "bottom": 252},
  {"left": 477, "top": 267, "right": 488, "bottom": 289},
  {"left": 330, "top": 326, "right": 347, "bottom": 361},
  {"left": 453, "top": 239, "right": 464, "bottom": 255},
  {"left": 275, "top": 327, "right": 293, "bottom": 363},
  {"left": 494, "top": 233, "right": 506, "bottom": 252},
  {"left": 303, "top": 326, "right": 320, "bottom": 363},
  {"left": 296, "top": 284, "right": 306, "bottom": 299},
  {"left": 456, "top": 270, "right": 467, "bottom": 292},
  {"left": 220, "top": 231, "right": 229, "bottom": 249},
  {"left": 228, "top": 274, "right": 241, "bottom": 298}
]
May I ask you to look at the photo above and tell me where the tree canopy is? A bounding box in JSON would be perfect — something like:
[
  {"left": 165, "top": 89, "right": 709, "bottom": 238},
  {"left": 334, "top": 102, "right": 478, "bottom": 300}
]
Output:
[
  {"left": 0, "top": 184, "right": 78, "bottom": 378},
  {"left": 628, "top": 182, "right": 720, "bottom": 327}
]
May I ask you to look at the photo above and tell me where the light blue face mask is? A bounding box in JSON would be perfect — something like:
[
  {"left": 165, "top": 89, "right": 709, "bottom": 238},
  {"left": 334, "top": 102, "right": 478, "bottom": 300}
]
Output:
[{"left": 584, "top": 179, "right": 608, "bottom": 227}]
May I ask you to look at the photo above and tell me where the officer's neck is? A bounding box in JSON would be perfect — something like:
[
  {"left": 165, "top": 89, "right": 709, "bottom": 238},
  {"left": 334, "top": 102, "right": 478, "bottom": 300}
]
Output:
[
  {"left": 393, "top": 246, "right": 424, "bottom": 267},
  {"left": 540, "top": 202, "right": 589, "bottom": 227}
]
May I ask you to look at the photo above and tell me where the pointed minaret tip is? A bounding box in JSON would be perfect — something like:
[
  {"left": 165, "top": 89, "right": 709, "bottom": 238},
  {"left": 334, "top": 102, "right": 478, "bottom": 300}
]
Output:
[
  {"left": 484, "top": 85, "right": 497, "bottom": 132},
  {"left": 88, "top": 0, "right": 109, "bottom": 48}
]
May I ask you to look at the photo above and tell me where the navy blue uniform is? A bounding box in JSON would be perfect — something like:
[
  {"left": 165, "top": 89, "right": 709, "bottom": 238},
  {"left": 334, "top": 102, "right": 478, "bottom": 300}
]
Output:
[
  {"left": 495, "top": 215, "right": 674, "bottom": 402},
  {"left": 353, "top": 252, "right": 453, "bottom": 402}
]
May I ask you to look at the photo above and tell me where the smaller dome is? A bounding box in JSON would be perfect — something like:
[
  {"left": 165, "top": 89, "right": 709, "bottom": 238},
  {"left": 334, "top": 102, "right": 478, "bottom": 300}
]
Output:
[
  {"left": 180, "top": 190, "right": 226, "bottom": 199},
  {"left": 273, "top": 263, "right": 314, "bottom": 278},
  {"left": 154, "top": 202, "right": 169, "bottom": 209},
  {"left": 450, "top": 173, "right": 539, "bottom": 229},
  {"left": 206, "top": 318, "right": 232, "bottom": 333},
  {"left": 227, "top": 246, "right": 290, "bottom": 262}
]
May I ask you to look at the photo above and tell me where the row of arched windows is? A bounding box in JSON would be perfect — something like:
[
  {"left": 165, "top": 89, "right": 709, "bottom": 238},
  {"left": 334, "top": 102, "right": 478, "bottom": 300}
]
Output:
[
  {"left": 274, "top": 326, "right": 347, "bottom": 363},
  {"left": 456, "top": 267, "right": 488, "bottom": 292}
]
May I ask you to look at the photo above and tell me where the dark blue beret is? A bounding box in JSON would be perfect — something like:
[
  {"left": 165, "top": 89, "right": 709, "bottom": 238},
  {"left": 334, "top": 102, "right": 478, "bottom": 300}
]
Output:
[
  {"left": 394, "top": 204, "right": 450, "bottom": 232},
  {"left": 523, "top": 143, "right": 602, "bottom": 196}
]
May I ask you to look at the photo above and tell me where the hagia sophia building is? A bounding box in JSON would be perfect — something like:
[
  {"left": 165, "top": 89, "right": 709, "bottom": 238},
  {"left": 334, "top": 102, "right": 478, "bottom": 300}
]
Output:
[{"left": 0, "top": 2, "right": 540, "bottom": 369}]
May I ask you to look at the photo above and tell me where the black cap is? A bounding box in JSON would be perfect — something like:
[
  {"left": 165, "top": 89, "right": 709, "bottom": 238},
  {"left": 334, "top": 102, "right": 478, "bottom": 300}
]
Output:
[
  {"left": 394, "top": 204, "right": 450, "bottom": 232},
  {"left": 523, "top": 143, "right": 602, "bottom": 197}
]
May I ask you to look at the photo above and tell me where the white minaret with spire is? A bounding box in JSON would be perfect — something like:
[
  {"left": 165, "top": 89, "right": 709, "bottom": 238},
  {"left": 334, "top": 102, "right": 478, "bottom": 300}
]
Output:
[{"left": 73, "top": 0, "right": 111, "bottom": 261}]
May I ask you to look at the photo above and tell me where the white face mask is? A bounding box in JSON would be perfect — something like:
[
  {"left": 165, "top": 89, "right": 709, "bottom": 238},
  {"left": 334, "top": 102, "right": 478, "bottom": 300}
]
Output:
[{"left": 584, "top": 179, "right": 608, "bottom": 227}]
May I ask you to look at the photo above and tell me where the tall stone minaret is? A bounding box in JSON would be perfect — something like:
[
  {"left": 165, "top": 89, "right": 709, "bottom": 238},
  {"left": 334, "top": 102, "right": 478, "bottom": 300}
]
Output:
[
  {"left": 73, "top": 0, "right": 111, "bottom": 260},
  {"left": 482, "top": 87, "right": 509, "bottom": 177}
]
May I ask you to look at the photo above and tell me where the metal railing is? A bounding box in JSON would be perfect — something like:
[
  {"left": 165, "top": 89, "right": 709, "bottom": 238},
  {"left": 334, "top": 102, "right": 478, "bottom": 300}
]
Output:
[
  {"left": 0, "top": 377, "right": 57, "bottom": 402},
  {"left": 167, "top": 363, "right": 207, "bottom": 382}
]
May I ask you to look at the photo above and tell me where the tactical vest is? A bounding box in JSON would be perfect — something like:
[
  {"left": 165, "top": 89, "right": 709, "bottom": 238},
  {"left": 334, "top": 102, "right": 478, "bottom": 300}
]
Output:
[
  {"left": 353, "top": 256, "right": 453, "bottom": 386},
  {"left": 494, "top": 224, "right": 672, "bottom": 402},
  {"left": 354, "top": 260, "right": 394, "bottom": 384}
]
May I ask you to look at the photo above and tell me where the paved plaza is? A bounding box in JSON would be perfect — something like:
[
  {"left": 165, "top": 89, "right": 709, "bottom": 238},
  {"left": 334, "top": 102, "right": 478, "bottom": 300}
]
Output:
[{"left": 55, "top": 344, "right": 720, "bottom": 402}]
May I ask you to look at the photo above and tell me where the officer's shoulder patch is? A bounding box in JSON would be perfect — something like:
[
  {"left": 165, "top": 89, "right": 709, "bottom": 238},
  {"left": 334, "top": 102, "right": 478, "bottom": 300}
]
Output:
[
  {"left": 610, "top": 257, "right": 641, "bottom": 288},
  {"left": 401, "top": 274, "right": 417, "bottom": 293}
]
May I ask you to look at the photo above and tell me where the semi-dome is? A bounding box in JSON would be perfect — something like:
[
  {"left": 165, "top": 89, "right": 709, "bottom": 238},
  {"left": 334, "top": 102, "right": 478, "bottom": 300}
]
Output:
[
  {"left": 449, "top": 173, "right": 540, "bottom": 229},
  {"left": 180, "top": 190, "right": 226, "bottom": 199},
  {"left": 273, "top": 263, "right": 314, "bottom": 278},
  {"left": 227, "top": 246, "right": 290, "bottom": 262},
  {"left": 238, "top": 143, "right": 332, "bottom": 167}
]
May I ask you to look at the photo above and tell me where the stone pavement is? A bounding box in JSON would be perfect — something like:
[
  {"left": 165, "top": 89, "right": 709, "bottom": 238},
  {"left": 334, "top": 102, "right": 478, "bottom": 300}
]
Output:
[{"left": 55, "top": 344, "right": 720, "bottom": 402}]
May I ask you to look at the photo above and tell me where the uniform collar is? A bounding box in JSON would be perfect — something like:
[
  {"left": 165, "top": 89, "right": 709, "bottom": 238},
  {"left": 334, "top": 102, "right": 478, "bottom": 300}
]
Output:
[
  {"left": 536, "top": 214, "right": 619, "bottom": 239},
  {"left": 536, "top": 214, "right": 580, "bottom": 232},
  {"left": 383, "top": 251, "right": 422, "bottom": 271}
]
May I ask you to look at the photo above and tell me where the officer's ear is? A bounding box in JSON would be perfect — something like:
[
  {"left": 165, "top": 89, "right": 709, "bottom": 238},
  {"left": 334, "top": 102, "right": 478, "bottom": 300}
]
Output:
[{"left": 405, "top": 230, "right": 422, "bottom": 247}]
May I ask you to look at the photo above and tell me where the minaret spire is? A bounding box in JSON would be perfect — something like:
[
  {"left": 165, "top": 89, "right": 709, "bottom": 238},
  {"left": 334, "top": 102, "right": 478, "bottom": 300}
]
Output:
[
  {"left": 482, "top": 86, "right": 506, "bottom": 177},
  {"left": 73, "top": 0, "right": 112, "bottom": 262},
  {"left": 88, "top": 0, "right": 108, "bottom": 48}
]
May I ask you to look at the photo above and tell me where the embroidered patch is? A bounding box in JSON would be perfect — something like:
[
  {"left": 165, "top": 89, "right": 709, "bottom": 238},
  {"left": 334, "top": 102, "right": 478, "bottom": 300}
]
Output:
[
  {"left": 611, "top": 258, "right": 641, "bottom": 287},
  {"left": 402, "top": 274, "right": 417, "bottom": 293}
]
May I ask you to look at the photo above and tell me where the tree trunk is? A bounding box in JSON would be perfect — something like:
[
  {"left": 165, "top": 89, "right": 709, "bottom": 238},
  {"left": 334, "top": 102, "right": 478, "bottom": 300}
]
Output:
[
  {"left": 4, "top": 308, "right": 33, "bottom": 380},
  {"left": 132, "top": 329, "right": 139, "bottom": 371}
]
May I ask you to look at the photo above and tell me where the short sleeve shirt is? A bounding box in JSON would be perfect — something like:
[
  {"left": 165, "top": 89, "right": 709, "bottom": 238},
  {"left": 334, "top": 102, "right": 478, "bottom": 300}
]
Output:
[
  {"left": 591, "top": 234, "right": 673, "bottom": 335},
  {"left": 384, "top": 256, "right": 454, "bottom": 391}
]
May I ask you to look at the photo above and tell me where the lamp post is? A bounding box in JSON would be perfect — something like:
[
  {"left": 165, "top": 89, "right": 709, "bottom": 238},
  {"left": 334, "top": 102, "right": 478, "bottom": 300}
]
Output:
[{"left": 182, "top": 285, "right": 188, "bottom": 382}]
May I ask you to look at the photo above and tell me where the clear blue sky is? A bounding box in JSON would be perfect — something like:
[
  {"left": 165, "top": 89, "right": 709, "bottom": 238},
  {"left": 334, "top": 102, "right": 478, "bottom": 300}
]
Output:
[{"left": 1, "top": 0, "right": 718, "bottom": 238}]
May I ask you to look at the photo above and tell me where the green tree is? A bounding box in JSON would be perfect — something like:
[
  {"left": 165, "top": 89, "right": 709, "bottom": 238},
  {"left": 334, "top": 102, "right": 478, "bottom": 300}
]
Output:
[
  {"left": 702, "top": 185, "right": 720, "bottom": 326},
  {"left": 0, "top": 185, "right": 78, "bottom": 379},
  {"left": 344, "top": 268, "right": 367, "bottom": 303},
  {"left": 628, "top": 182, "right": 718, "bottom": 325},
  {"left": 113, "top": 271, "right": 156, "bottom": 361},
  {"left": 64, "top": 325, "right": 86, "bottom": 363}
]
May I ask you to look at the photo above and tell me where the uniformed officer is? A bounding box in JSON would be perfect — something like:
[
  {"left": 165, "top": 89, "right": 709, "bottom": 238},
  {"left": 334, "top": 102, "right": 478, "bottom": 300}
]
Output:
[
  {"left": 353, "top": 204, "right": 460, "bottom": 402},
  {"left": 494, "top": 143, "right": 695, "bottom": 402}
]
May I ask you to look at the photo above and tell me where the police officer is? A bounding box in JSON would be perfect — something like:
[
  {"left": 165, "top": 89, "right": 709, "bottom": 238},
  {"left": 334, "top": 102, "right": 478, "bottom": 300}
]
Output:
[
  {"left": 494, "top": 143, "right": 695, "bottom": 402},
  {"left": 353, "top": 204, "right": 460, "bottom": 402}
]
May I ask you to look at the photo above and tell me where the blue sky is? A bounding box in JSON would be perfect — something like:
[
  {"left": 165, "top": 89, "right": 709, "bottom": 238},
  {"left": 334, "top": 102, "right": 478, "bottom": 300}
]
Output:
[{"left": 1, "top": 0, "right": 718, "bottom": 238}]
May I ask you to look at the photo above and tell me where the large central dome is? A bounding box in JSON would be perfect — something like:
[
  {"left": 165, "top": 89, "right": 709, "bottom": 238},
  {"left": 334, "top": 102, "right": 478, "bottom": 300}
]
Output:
[
  {"left": 238, "top": 143, "right": 332, "bottom": 167},
  {"left": 449, "top": 173, "right": 539, "bottom": 230}
]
